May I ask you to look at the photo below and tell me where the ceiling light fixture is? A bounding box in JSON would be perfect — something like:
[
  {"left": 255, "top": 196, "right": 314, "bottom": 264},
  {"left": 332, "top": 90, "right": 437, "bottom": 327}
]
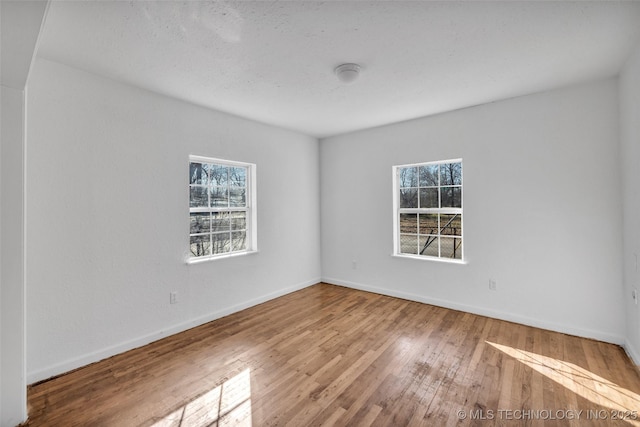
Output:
[{"left": 334, "top": 63, "right": 361, "bottom": 84}]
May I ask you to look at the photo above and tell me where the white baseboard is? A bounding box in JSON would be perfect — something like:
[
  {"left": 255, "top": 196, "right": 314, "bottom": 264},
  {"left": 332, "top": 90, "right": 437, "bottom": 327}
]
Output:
[
  {"left": 624, "top": 338, "right": 640, "bottom": 366},
  {"left": 28, "top": 278, "right": 320, "bottom": 384},
  {"left": 322, "top": 277, "right": 626, "bottom": 347},
  {"left": 30, "top": 276, "right": 633, "bottom": 384}
]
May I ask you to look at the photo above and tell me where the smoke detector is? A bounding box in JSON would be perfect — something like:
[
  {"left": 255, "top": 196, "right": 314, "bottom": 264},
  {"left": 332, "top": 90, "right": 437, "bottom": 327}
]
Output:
[{"left": 334, "top": 63, "right": 361, "bottom": 83}]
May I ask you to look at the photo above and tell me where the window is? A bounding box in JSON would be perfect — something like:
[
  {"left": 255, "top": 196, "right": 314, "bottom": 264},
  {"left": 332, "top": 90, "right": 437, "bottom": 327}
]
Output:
[
  {"left": 189, "top": 156, "right": 256, "bottom": 261},
  {"left": 393, "top": 159, "right": 463, "bottom": 261}
]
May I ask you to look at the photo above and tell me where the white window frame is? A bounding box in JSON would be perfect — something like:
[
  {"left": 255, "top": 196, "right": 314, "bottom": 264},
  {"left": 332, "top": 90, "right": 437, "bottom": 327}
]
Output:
[
  {"left": 392, "top": 159, "right": 464, "bottom": 263},
  {"left": 188, "top": 155, "right": 257, "bottom": 263}
]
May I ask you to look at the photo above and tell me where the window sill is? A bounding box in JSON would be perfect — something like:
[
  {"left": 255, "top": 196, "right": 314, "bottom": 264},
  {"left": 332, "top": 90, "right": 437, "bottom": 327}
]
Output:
[
  {"left": 187, "top": 250, "right": 259, "bottom": 264},
  {"left": 391, "top": 253, "right": 467, "bottom": 265}
]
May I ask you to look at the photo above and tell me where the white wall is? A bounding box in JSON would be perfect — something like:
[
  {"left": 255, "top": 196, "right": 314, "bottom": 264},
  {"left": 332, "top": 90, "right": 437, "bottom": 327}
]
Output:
[
  {"left": 321, "top": 79, "right": 625, "bottom": 343},
  {"left": 1, "top": 1, "right": 48, "bottom": 424},
  {"left": 620, "top": 42, "right": 640, "bottom": 363},
  {"left": 26, "top": 58, "right": 321, "bottom": 383},
  {"left": 0, "top": 85, "right": 27, "bottom": 427}
]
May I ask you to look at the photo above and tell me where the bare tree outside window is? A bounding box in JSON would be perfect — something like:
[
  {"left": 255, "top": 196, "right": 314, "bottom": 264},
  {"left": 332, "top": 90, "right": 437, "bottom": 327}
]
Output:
[
  {"left": 189, "top": 157, "right": 254, "bottom": 260},
  {"left": 395, "top": 160, "right": 463, "bottom": 260}
]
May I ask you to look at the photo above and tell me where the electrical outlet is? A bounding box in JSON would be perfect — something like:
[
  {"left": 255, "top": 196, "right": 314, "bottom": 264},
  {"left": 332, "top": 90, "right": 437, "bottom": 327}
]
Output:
[
  {"left": 489, "top": 279, "right": 497, "bottom": 291},
  {"left": 170, "top": 292, "right": 178, "bottom": 304},
  {"left": 352, "top": 260, "right": 357, "bottom": 269}
]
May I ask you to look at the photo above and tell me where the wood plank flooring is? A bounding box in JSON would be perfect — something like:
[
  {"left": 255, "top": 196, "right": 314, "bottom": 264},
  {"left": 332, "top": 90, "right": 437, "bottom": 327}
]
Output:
[{"left": 25, "top": 283, "right": 640, "bottom": 426}]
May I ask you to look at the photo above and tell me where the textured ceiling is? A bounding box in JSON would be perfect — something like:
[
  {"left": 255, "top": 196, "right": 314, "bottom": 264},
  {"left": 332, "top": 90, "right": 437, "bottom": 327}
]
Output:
[{"left": 37, "top": 1, "right": 640, "bottom": 138}]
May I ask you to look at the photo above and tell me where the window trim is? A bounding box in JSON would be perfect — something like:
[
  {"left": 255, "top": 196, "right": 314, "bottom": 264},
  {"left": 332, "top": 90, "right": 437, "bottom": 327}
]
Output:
[
  {"left": 187, "top": 155, "right": 257, "bottom": 263},
  {"left": 392, "top": 158, "right": 464, "bottom": 263}
]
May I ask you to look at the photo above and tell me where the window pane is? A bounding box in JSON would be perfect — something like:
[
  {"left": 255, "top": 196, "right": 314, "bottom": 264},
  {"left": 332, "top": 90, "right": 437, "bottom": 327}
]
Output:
[
  {"left": 441, "top": 187, "right": 461, "bottom": 208},
  {"left": 209, "top": 165, "right": 228, "bottom": 186},
  {"left": 440, "top": 162, "right": 462, "bottom": 186},
  {"left": 418, "top": 214, "right": 438, "bottom": 235},
  {"left": 211, "top": 212, "right": 230, "bottom": 231},
  {"left": 230, "top": 167, "right": 246, "bottom": 187},
  {"left": 400, "top": 234, "right": 418, "bottom": 254},
  {"left": 190, "top": 186, "right": 208, "bottom": 207},
  {"left": 440, "top": 214, "right": 461, "bottom": 236},
  {"left": 419, "top": 235, "right": 439, "bottom": 257},
  {"left": 419, "top": 188, "right": 438, "bottom": 208},
  {"left": 190, "top": 235, "right": 211, "bottom": 257},
  {"left": 190, "top": 213, "right": 210, "bottom": 234},
  {"left": 394, "top": 160, "right": 462, "bottom": 261},
  {"left": 229, "top": 188, "right": 246, "bottom": 207},
  {"left": 399, "top": 167, "right": 418, "bottom": 188},
  {"left": 419, "top": 164, "right": 439, "bottom": 187},
  {"left": 211, "top": 186, "right": 229, "bottom": 207},
  {"left": 190, "top": 163, "right": 208, "bottom": 185},
  {"left": 231, "top": 231, "right": 247, "bottom": 251},
  {"left": 189, "top": 158, "right": 255, "bottom": 259},
  {"left": 212, "top": 232, "right": 231, "bottom": 254},
  {"left": 230, "top": 212, "right": 246, "bottom": 230},
  {"left": 400, "top": 189, "right": 418, "bottom": 208},
  {"left": 441, "top": 237, "right": 462, "bottom": 259},
  {"left": 399, "top": 213, "right": 417, "bottom": 234}
]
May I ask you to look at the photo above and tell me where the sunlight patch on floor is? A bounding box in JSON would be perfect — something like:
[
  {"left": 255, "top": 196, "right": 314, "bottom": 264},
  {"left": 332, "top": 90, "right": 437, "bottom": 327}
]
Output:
[
  {"left": 487, "top": 341, "right": 640, "bottom": 426},
  {"left": 151, "top": 368, "right": 252, "bottom": 427}
]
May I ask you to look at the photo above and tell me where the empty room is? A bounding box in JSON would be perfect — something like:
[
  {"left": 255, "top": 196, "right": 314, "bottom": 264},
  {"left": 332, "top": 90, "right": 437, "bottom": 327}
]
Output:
[{"left": 3, "top": 0, "right": 640, "bottom": 425}]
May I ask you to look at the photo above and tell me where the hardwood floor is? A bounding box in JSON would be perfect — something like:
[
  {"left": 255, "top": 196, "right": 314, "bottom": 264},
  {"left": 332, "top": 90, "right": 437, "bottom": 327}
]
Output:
[{"left": 25, "top": 283, "right": 640, "bottom": 426}]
